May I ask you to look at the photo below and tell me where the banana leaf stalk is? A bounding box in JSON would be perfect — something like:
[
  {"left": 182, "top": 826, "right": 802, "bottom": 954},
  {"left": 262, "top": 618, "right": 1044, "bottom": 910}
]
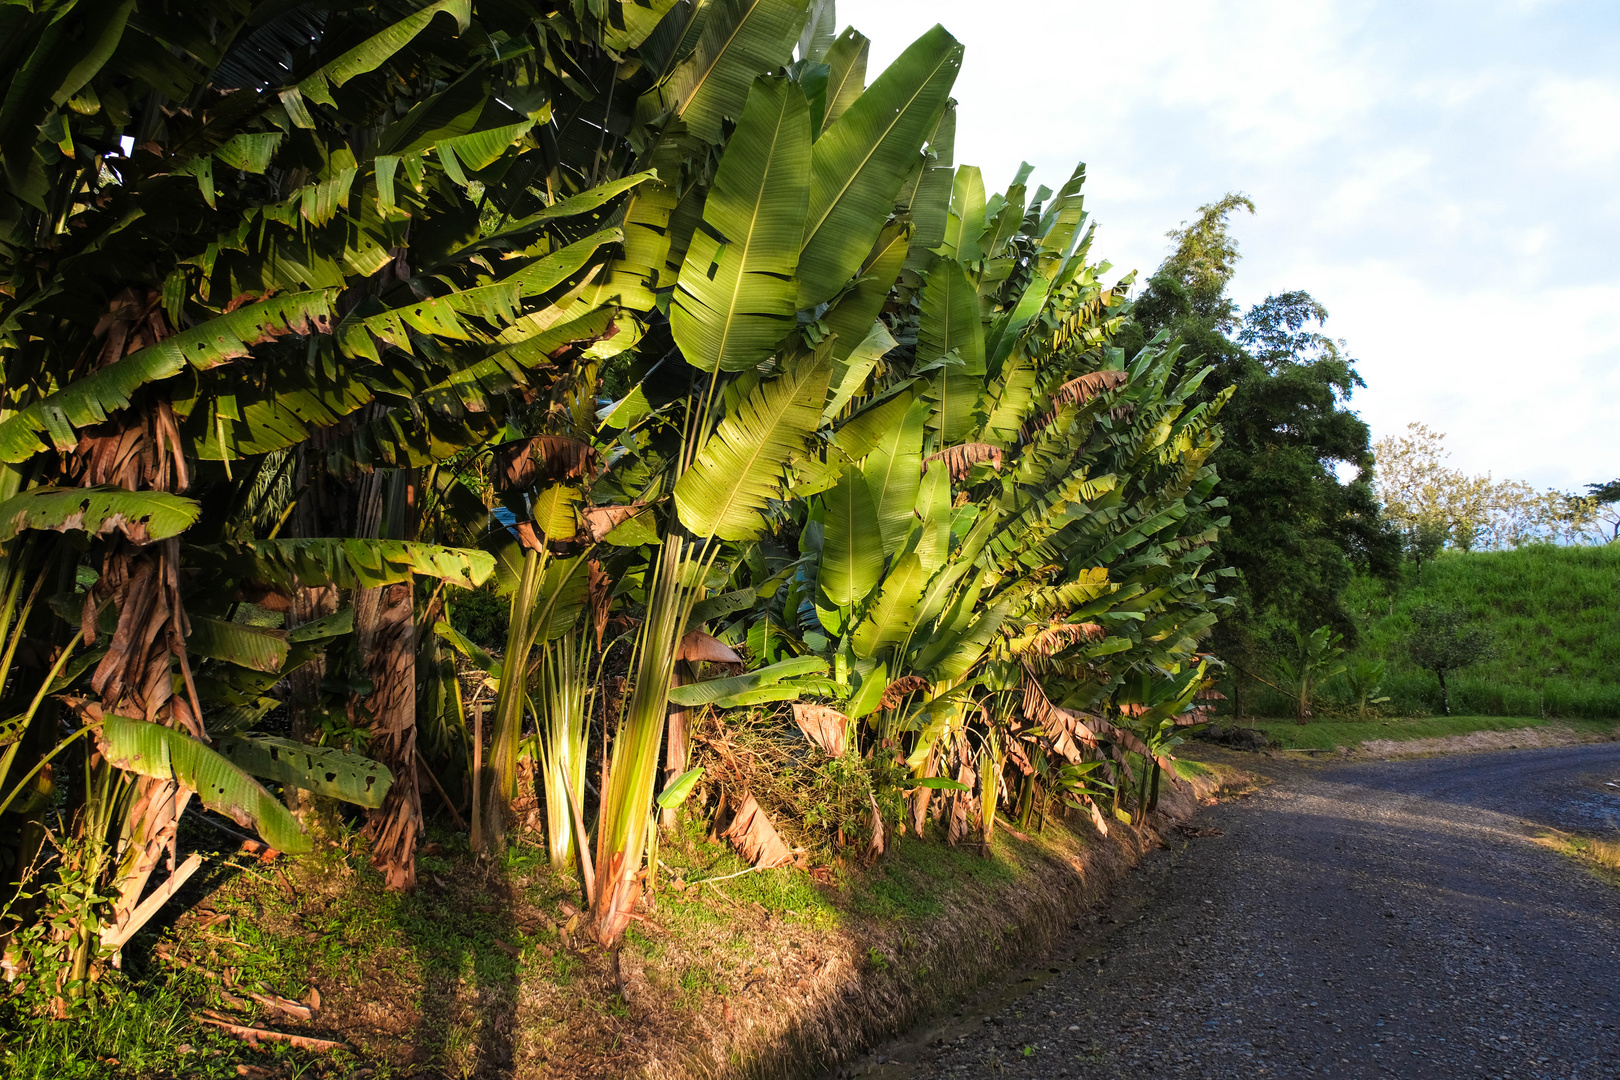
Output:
[
  {"left": 480, "top": 546, "right": 549, "bottom": 852},
  {"left": 538, "top": 632, "right": 593, "bottom": 869},
  {"left": 590, "top": 536, "right": 696, "bottom": 947}
]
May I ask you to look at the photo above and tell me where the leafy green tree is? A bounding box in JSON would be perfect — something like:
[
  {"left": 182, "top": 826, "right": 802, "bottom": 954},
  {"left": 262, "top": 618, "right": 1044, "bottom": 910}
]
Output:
[
  {"left": 1406, "top": 603, "right": 1493, "bottom": 716},
  {"left": 1116, "top": 195, "right": 1399, "bottom": 713}
]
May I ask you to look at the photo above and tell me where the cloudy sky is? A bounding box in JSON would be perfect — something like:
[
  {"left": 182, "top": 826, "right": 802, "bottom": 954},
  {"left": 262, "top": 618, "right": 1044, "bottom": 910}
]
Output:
[{"left": 838, "top": 0, "right": 1619, "bottom": 492}]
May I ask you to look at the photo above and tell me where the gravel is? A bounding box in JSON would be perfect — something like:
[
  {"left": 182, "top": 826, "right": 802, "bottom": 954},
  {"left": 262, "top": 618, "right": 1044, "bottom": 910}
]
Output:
[{"left": 843, "top": 744, "right": 1620, "bottom": 1079}]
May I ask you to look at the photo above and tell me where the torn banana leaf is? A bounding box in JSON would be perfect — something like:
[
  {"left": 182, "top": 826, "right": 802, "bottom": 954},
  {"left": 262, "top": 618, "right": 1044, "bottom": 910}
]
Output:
[
  {"left": 215, "top": 735, "right": 393, "bottom": 809},
  {"left": 98, "top": 716, "right": 310, "bottom": 853}
]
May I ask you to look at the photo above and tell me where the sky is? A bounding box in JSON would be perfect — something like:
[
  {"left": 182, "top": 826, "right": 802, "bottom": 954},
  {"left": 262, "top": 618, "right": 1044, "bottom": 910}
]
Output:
[{"left": 838, "top": 0, "right": 1620, "bottom": 492}]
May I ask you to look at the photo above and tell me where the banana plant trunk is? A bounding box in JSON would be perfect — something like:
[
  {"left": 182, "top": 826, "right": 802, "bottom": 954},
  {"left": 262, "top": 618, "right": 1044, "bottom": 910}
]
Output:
[{"left": 356, "top": 579, "right": 420, "bottom": 890}]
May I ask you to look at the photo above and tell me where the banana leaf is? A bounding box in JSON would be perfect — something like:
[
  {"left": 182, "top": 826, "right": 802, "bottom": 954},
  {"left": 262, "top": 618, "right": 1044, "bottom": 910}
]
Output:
[
  {"left": 0, "top": 486, "right": 200, "bottom": 544},
  {"left": 99, "top": 716, "right": 310, "bottom": 854},
  {"left": 215, "top": 735, "right": 393, "bottom": 809}
]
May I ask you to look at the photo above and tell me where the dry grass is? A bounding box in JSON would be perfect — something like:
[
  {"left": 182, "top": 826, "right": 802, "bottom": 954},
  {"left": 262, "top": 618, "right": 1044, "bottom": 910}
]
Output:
[
  {"left": 1357, "top": 722, "right": 1620, "bottom": 759},
  {"left": 1533, "top": 828, "right": 1620, "bottom": 884}
]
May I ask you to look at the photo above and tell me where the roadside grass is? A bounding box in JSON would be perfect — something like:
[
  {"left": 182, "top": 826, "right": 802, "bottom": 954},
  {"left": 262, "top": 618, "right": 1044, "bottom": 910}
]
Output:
[
  {"left": 2, "top": 803, "right": 1077, "bottom": 1078},
  {"left": 1533, "top": 828, "right": 1620, "bottom": 886},
  {"left": 1241, "top": 715, "right": 1620, "bottom": 751}
]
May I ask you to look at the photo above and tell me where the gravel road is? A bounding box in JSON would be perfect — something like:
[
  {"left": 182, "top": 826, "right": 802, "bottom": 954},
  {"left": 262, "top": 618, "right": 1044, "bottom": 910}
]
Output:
[{"left": 845, "top": 744, "right": 1620, "bottom": 1080}]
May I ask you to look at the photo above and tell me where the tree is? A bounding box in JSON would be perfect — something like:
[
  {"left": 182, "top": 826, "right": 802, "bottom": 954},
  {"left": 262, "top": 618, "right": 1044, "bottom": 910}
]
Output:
[
  {"left": 1583, "top": 480, "right": 1620, "bottom": 542},
  {"left": 1115, "top": 195, "right": 1398, "bottom": 712},
  {"left": 1375, "top": 424, "right": 1604, "bottom": 550},
  {"left": 1406, "top": 603, "right": 1493, "bottom": 716}
]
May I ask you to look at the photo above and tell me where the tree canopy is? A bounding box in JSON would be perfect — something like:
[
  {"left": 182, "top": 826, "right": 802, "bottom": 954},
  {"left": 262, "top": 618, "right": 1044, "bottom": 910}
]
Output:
[{"left": 1115, "top": 195, "right": 1398, "bottom": 704}]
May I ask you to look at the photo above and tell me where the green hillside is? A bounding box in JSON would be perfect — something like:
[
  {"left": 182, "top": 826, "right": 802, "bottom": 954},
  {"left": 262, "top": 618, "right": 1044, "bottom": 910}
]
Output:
[{"left": 1328, "top": 544, "right": 1620, "bottom": 718}]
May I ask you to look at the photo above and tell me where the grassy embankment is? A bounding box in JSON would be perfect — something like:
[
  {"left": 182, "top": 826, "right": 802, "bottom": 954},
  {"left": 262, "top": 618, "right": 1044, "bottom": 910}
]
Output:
[
  {"left": 1244, "top": 544, "right": 1619, "bottom": 730},
  {"left": 1, "top": 763, "right": 1245, "bottom": 1080}
]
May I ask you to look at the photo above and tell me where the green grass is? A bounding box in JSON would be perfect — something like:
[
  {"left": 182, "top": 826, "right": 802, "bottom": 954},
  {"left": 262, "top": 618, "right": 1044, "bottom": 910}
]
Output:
[
  {"left": 1288, "top": 544, "right": 1620, "bottom": 719},
  {"left": 1245, "top": 714, "right": 1619, "bottom": 750}
]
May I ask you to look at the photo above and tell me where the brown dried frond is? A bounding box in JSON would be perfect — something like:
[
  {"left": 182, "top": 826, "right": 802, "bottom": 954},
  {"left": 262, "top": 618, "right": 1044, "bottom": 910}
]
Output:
[
  {"left": 491, "top": 435, "right": 596, "bottom": 491},
  {"left": 791, "top": 704, "right": 848, "bottom": 757},
  {"left": 1051, "top": 369, "right": 1128, "bottom": 407},
  {"left": 578, "top": 503, "right": 647, "bottom": 542},
  {"left": 864, "top": 793, "right": 885, "bottom": 862},
  {"left": 586, "top": 558, "right": 611, "bottom": 650},
  {"left": 1017, "top": 671, "right": 1100, "bottom": 764},
  {"left": 922, "top": 443, "right": 1003, "bottom": 481},
  {"left": 678, "top": 630, "right": 742, "bottom": 664},
  {"left": 720, "top": 793, "right": 795, "bottom": 868},
  {"left": 879, "top": 675, "right": 930, "bottom": 711},
  {"left": 1021, "top": 621, "right": 1106, "bottom": 657}
]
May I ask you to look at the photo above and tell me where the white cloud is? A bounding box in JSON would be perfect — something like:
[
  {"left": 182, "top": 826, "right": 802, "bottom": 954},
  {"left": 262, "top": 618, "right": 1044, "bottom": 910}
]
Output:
[{"left": 838, "top": 0, "right": 1620, "bottom": 491}]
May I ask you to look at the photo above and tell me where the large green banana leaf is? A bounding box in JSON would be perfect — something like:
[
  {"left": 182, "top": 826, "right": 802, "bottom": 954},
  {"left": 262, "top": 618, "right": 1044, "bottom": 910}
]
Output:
[
  {"left": 820, "top": 28, "right": 869, "bottom": 134},
  {"left": 670, "top": 76, "right": 810, "bottom": 374},
  {"left": 675, "top": 349, "right": 832, "bottom": 541},
  {"left": 797, "top": 0, "right": 836, "bottom": 61},
  {"left": 658, "top": 0, "right": 809, "bottom": 144},
  {"left": 860, "top": 395, "right": 926, "bottom": 555},
  {"left": 215, "top": 735, "right": 393, "bottom": 809},
  {"left": 919, "top": 258, "right": 987, "bottom": 442},
  {"left": 187, "top": 617, "right": 289, "bottom": 674},
  {"left": 99, "top": 716, "right": 310, "bottom": 854},
  {"left": 668, "top": 655, "right": 828, "bottom": 706},
  {"left": 0, "top": 486, "right": 199, "bottom": 544},
  {"left": 851, "top": 552, "right": 928, "bottom": 660},
  {"left": 943, "top": 165, "right": 986, "bottom": 263},
  {"left": 820, "top": 464, "right": 883, "bottom": 608},
  {"left": 797, "top": 24, "right": 962, "bottom": 306},
  {"left": 0, "top": 291, "right": 338, "bottom": 461}
]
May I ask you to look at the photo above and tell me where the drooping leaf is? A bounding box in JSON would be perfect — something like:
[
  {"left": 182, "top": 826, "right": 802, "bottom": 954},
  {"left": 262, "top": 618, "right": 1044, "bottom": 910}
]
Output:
[
  {"left": 675, "top": 349, "right": 832, "bottom": 540},
  {"left": 0, "top": 486, "right": 199, "bottom": 544},
  {"left": 213, "top": 539, "right": 494, "bottom": 594},
  {"left": 187, "top": 617, "right": 289, "bottom": 674},
  {"left": 667, "top": 655, "right": 827, "bottom": 706},
  {"left": 297, "top": 0, "right": 472, "bottom": 107},
  {"left": 0, "top": 291, "right": 337, "bottom": 461},
  {"left": 98, "top": 716, "right": 310, "bottom": 854},
  {"left": 215, "top": 735, "right": 393, "bottom": 809}
]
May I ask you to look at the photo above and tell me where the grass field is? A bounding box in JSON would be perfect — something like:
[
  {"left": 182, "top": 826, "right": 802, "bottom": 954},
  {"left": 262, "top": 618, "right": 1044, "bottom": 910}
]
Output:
[
  {"left": 1236, "top": 715, "right": 1620, "bottom": 751},
  {"left": 1249, "top": 544, "right": 1620, "bottom": 720}
]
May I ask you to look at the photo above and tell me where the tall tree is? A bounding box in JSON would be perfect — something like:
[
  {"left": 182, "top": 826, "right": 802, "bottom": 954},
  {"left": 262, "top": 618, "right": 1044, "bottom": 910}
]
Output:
[{"left": 1116, "top": 195, "right": 1398, "bottom": 709}]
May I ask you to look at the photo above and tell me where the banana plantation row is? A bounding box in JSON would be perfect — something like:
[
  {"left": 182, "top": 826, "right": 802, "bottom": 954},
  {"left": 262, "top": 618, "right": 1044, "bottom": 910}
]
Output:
[{"left": 0, "top": 0, "right": 1229, "bottom": 999}]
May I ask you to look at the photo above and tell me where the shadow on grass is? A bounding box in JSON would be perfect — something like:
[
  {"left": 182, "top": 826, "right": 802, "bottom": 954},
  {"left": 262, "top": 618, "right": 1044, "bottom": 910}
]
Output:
[{"left": 406, "top": 844, "right": 522, "bottom": 1077}]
